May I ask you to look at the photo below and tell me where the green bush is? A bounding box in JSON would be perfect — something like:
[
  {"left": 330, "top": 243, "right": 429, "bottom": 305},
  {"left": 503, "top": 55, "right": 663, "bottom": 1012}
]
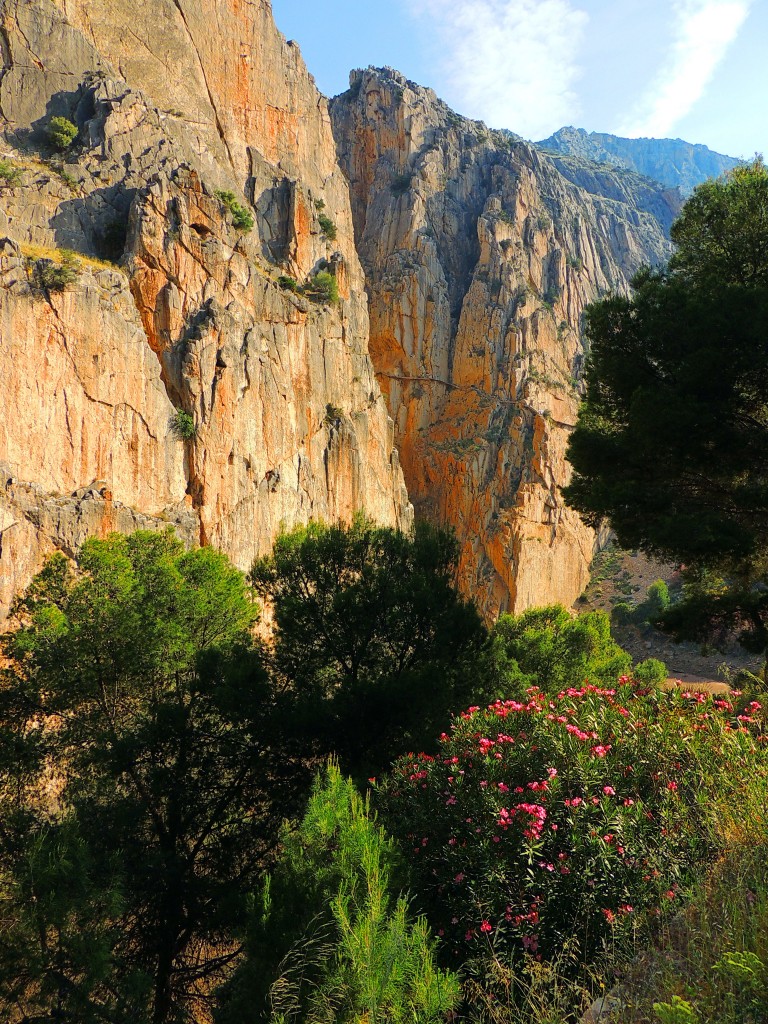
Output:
[
  {"left": 636, "top": 579, "right": 671, "bottom": 623},
  {"left": 390, "top": 173, "right": 413, "bottom": 197},
  {"left": 324, "top": 403, "right": 343, "bottom": 425},
  {"left": 214, "top": 189, "right": 254, "bottom": 231},
  {"left": 217, "top": 764, "right": 460, "bottom": 1024},
  {"left": 611, "top": 600, "right": 634, "bottom": 625},
  {"left": 278, "top": 275, "right": 299, "bottom": 292},
  {"left": 36, "top": 250, "right": 81, "bottom": 290},
  {"left": 654, "top": 996, "right": 699, "bottom": 1024},
  {"left": 170, "top": 409, "right": 196, "bottom": 441},
  {"left": 0, "top": 158, "right": 22, "bottom": 185},
  {"left": 378, "top": 682, "right": 767, "bottom": 998},
  {"left": 492, "top": 604, "right": 632, "bottom": 694},
  {"left": 634, "top": 657, "right": 667, "bottom": 684},
  {"left": 248, "top": 516, "right": 489, "bottom": 780},
  {"left": 46, "top": 116, "right": 78, "bottom": 151},
  {"left": 306, "top": 271, "right": 339, "bottom": 305},
  {"left": 317, "top": 213, "right": 337, "bottom": 241}
]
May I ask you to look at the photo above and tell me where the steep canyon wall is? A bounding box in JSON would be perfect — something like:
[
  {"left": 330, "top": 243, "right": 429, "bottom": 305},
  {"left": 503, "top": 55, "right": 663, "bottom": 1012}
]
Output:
[
  {"left": 331, "top": 68, "right": 678, "bottom": 618},
  {"left": 0, "top": 0, "right": 411, "bottom": 616}
]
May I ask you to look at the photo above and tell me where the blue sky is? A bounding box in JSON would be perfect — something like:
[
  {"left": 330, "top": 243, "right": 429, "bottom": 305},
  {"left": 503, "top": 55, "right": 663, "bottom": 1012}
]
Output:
[{"left": 271, "top": 0, "right": 767, "bottom": 159}]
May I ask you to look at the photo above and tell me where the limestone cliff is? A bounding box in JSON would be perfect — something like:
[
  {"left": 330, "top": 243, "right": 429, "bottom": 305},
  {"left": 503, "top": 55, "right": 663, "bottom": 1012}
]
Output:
[
  {"left": 0, "top": 0, "right": 411, "bottom": 616},
  {"left": 331, "top": 68, "right": 678, "bottom": 619}
]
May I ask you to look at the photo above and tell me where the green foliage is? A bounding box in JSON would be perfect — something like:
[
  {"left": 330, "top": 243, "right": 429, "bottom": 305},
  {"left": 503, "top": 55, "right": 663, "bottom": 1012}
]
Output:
[
  {"left": 249, "top": 516, "right": 489, "bottom": 779},
  {"left": 278, "top": 274, "right": 299, "bottom": 292},
  {"left": 616, "top": 762, "right": 768, "bottom": 1024},
  {"left": 0, "top": 158, "right": 22, "bottom": 185},
  {"left": 46, "top": 115, "right": 78, "bottom": 150},
  {"left": 324, "top": 403, "right": 343, "bottom": 425},
  {"left": 0, "top": 531, "right": 290, "bottom": 1023},
  {"left": 492, "top": 604, "right": 632, "bottom": 694},
  {"left": 565, "top": 160, "right": 768, "bottom": 605},
  {"left": 670, "top": 157, "right": 767, "bottom": 288},
  {"left": 633, "top": 657, "right": 667, "bottom": 684},
  {"left": 317, "top": 213, "right": 337, "bottom": 241},
  {"left": 378, "top": 682, "right": 768, "bottom": 1007},
  {"left": 217, "top": 764, "right": 460, "bottom": 1023},
  {"left": 654, "top": 996, "right": 699, "bottom": 1024},
  {"left": 170, "top": 408, "right": 197, "bottom": 440},
  {"left": 641, "top": 579, "right": 671, "bottom": 620},
  {"left": 306, "top": 270, "right": 339, "bottom": 304},
  {"left": 214, "top": 188, "right": 255, "bottom": 231},
  {"left": 390, "top": 173, "right": 413, "bottom": 196},
  {"left": 564, "top": 269, "right": 768, "bottom": 576},
  {"left": 314, "top": 198, "right": 326, "bottom": 211},
  {"left": 35, "top": 248, "right": 81, "bottom": 290}
]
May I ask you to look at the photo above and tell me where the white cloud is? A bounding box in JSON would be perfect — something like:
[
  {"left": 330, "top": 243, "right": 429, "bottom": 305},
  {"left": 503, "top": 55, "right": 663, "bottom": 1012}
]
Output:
[
  {"left": 407, "top": 0, "right": 589, "bottom": 139},
  {"left": 618, "top": 0, "right": 753, "bottom": 138}
]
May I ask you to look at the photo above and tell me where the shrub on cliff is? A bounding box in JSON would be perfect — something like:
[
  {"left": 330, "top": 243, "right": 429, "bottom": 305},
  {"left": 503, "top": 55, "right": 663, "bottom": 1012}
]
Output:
[
  {"left": 214, "top": 188, "right": 255, "bottom": 231},
  {"left": 249, "top": 516, "right": 491, "bottom": 779},
  {"left": 170, "top": 408, "right": 197, "bottom": 440},
  {"left": 46, "top": 115, "right": 78, "bottom": 150},
  {"left": 216, "top": 763, "right": 460, "bottom": 1024},
  {"left": 377, "top": 682, "right": 768, "bottom": 1007},
  {"left": 317, "top": 212, "right": 337, "bottom": 241},
  {"left": 34, "top": 249, "right": 81, "bottom": 290},
  {"left": 305, "top": 270, "right": 339, "bottom": 304}
]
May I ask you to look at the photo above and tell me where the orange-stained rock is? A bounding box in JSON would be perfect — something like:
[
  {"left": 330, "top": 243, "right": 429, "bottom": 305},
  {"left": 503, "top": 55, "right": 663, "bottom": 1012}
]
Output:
[
  {"left": 0, "top": 1, "right": 411, "bottom": 616},
  {"left": 331, "top": 68, "right": 678, "bottom": 619}
]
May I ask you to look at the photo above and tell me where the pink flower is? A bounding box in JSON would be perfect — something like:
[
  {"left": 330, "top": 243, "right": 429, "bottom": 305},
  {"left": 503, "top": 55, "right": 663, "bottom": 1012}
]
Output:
[
  {"left": 480, "top": 920, "right": 493, "bottom": 933},
  {"left": 602, "top": 786, "right": 616, "bottom": 796},
  {"left": 667, "top": 781, "right": 678, "bottom": 792},
  {"left": 454, "top": 873, "right": 465, "bottom": 883}
]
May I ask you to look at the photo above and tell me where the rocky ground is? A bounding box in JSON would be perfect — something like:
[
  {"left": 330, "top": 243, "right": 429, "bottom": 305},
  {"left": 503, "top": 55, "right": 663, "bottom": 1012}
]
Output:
[{"left": 575, "top": 544, "right": 764, "bottom": 684}]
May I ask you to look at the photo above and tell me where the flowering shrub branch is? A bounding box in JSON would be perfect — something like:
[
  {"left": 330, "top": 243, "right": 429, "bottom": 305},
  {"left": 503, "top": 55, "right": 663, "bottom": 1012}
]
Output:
[{"left": 378, "top": 680, "right": 767, "bottom": 978}]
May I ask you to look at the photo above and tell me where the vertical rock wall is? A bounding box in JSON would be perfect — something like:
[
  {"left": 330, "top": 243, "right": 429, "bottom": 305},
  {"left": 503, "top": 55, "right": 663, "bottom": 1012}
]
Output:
[
  {"left": 331, "top": 68, "right": 678, "bottom": 619},
  {"left": 0, "top": 1, "right": 411, "bottom": 616}
]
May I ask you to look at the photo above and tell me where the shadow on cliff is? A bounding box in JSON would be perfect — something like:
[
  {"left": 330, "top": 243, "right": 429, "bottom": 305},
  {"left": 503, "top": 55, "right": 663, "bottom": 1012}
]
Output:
[{"left": 50, "top": 187, "right": 135, "bottom": 261}]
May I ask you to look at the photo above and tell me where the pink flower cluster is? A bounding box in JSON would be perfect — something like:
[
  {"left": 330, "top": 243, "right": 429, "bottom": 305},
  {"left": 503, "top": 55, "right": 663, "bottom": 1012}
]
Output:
[{"left": 497, "top": 802, "right": 547, "bottom": 840}]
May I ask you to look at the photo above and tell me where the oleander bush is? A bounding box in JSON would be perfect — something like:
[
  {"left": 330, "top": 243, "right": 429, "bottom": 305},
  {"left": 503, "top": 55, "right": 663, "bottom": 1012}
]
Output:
[{"left": 377, "top": 681, "right": 767, "bottom": 1001}]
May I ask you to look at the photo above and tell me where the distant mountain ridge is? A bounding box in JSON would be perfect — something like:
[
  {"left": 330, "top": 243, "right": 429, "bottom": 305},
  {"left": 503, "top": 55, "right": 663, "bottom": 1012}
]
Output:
[{"left": 536, "top": 126, "right": 742, "bottom": 195}]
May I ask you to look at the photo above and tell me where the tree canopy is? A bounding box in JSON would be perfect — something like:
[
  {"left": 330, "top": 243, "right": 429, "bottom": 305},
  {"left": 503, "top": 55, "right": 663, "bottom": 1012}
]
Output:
[
  {"left": 249, "top": 516, "right": 490, "bottom": 779},
  {"left": 0, "top": 530, "right": 288, "bottom": 1024},
  {"left": 565, "top": 159, "right": 768, "bottom": 592}
]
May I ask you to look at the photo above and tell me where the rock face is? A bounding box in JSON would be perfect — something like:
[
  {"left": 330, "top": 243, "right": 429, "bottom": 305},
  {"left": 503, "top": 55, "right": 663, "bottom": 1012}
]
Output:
[
  {"left": 0, "top": 0, "right": 410, "bottom": 617},
  {"left": 537, "top": 127, "right": 741, "bottom": 196},
  {"left": 331, "top": 68, "right": 677, "bottom": 619}
]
